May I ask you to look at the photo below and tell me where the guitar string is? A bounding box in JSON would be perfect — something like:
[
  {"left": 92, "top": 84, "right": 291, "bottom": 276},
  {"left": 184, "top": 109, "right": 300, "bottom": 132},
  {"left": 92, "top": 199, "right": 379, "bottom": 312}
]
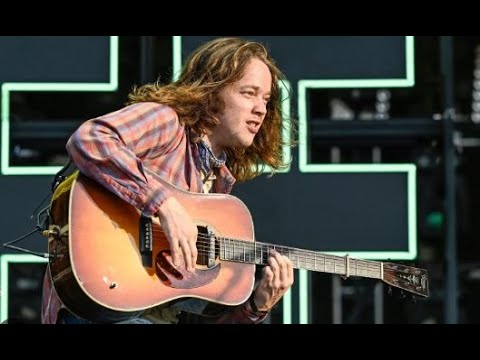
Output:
[
  {"left": 150, "top": 230, "right": 382, "bottom": 270},
  {"left": 145, "top": 230, "right": 420, "bottom": 292},
  {"left": 144, "top": 233, "right": 423, "bottom": 295},
  {"left": 149, "top": 230, "right": 381, "bottom": 273},
  {"left": 151, "top": 229, "right": 380, "bottom": 264}
]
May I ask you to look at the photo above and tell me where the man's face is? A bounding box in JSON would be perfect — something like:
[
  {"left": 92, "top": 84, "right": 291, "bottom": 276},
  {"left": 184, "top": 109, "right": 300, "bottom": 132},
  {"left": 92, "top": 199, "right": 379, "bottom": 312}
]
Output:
[{"left": 209, "top": 58, "right": 272, "bottom": 155}]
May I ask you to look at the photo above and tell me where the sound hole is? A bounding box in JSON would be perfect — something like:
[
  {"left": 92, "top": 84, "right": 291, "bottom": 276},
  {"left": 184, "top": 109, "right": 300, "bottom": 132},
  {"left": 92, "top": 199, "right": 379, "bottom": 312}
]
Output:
[{"left": 153, "top": 225, "right": 222, "bottom": 289}]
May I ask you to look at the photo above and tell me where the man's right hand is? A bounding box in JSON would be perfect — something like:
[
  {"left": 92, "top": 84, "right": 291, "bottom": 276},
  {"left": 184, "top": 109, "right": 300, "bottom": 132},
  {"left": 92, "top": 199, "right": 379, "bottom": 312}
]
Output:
[{"left": 156, "top": 196, "right": 198, "bottom": 272}]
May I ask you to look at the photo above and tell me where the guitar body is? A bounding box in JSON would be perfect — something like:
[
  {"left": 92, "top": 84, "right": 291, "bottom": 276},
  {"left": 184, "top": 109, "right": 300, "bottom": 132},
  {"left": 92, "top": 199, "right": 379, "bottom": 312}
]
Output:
[{"left": 48, "top": 173, "right": 255, "bottom": 323}]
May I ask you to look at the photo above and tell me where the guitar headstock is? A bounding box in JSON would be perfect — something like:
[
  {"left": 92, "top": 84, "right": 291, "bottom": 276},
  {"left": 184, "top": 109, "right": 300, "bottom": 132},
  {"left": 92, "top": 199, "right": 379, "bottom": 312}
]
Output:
[{"left": 382, "top": 262, "right": 429, "bottom": 298}]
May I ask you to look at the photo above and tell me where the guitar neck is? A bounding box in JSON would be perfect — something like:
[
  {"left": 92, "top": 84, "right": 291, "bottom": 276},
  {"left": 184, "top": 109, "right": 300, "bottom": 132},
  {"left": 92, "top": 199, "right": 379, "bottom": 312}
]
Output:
[{"left": 219, "top": 238, "right": 383, "bottom": 280}]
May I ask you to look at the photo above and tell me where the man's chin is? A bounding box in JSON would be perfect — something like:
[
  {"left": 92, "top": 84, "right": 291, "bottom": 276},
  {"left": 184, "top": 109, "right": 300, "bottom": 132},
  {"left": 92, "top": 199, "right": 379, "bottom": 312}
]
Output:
[{"left": 243, "top": 136, "right": 256, "bottom": 147}]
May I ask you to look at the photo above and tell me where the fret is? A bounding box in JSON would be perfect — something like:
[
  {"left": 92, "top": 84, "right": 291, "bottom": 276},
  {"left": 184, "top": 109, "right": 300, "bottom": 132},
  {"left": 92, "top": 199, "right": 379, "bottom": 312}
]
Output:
[
  {"left": 334, "top": 258, "right": 340, "bottom": 275},
  {"left": 325, "top": 257, "right": 334, "bottom": 273},
  {"left": 212, "top": 236, "right": 427, "bottom": 298},
  {"left": 307, "top": 252, "right": 316, "bottom": 271},
  {"left": 345, "top": 256, "right": 350, "bottom": 277},
  {"left": 222, "top": 239, "right": 227, "bottom": 260},
  {"left": 305, "top": 253, "right": 311, "bottom": 271},
  {"left": 219, "top": 239, "right": 382, "bottom": 279},
  {"left": 337, "top": 258, "right": 345, "bottom": 275},
  {"left": 357, "top": 262, "right": 368, "bottom": 277},
  {"left": 237, "top": 241, "right": 241, "bottom": 260},
  {"left": 308, "top": 252, "right": 315, "bottom": 271},
  {"left": 304, "top": 253, "right": 310, "bottom": 270},
  {"left": 346, "top": 258, "right": 354, "bottom": 276},
  {"left": 289, "top": 252, "right": 294, "bottom": 267},
  {"left": 243, "top": 241, "right": 246, "bottom": 262},
  {"left": 315, "top": 254, "right": 322, "bottom": 271},
  {"left": 228, "top": 239, "right": 232, "bottom": 260}
]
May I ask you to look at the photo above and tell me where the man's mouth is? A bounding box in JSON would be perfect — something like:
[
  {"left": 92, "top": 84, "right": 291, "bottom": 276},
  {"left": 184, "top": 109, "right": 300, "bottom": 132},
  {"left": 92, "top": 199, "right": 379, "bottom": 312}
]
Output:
[{"left": 247, "top": 121, "right": 260, "bottom": 134}]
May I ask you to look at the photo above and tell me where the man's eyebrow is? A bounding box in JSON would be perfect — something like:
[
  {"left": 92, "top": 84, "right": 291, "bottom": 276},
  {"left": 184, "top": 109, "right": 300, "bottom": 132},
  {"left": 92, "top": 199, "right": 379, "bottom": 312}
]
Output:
[{"left": 240, "top": 85, "right": 271, "bottom": 95}]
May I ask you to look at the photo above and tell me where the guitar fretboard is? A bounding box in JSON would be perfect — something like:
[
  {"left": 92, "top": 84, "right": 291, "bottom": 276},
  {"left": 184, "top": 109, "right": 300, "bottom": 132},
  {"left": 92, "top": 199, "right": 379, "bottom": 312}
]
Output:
[{"left": 219, "top": 238, "right": 382, "bottom": 280}]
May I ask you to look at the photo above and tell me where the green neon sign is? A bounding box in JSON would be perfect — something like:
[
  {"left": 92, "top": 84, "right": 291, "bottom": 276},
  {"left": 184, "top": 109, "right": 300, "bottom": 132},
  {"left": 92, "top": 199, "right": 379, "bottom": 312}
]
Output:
[
  {"left": 1, "top": 36, "right": 119, "bottom": 175},
  {"left": 0, "top": 254, "right": 48, "bottom": 323}
]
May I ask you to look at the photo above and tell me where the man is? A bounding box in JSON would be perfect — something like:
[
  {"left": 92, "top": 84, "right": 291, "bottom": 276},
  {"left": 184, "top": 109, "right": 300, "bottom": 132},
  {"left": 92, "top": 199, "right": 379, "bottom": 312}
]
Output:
[{"left": 42, "top": 37, "right": 294, "bottom": 324}]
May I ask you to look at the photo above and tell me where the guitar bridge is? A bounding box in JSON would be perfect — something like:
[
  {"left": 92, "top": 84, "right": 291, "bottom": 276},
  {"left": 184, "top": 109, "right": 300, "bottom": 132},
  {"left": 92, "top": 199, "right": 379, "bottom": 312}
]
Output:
[{"left": 139, "top": 215, "right": 153, "bottom": 267}]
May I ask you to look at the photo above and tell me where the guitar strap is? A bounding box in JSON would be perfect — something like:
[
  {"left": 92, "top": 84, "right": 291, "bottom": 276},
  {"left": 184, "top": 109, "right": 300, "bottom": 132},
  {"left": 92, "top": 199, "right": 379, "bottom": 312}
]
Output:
[
  {"left": 32, "top": 160, "right": 79, "bottom": 235},
  {"left": 51, "top": 170, "right": 79, "bottom": 202},
  {"left": 51, "top": 159, "right": 79, "bottom": 193}
]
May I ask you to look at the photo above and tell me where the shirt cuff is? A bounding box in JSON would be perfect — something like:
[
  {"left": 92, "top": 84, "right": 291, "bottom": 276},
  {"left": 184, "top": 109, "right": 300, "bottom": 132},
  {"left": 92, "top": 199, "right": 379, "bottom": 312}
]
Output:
[
  {"left": 140, "top": 185, "right": 173, "bottom": 216},
  {"left": 242, "top": 297, "right": 269, "bottom": 323}
]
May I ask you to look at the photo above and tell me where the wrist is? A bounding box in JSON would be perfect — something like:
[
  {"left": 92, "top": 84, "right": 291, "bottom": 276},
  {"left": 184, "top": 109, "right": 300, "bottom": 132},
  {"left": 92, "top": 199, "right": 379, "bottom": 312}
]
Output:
[{"left": 247, "top": 294, "right": 269, "bottom": 316}]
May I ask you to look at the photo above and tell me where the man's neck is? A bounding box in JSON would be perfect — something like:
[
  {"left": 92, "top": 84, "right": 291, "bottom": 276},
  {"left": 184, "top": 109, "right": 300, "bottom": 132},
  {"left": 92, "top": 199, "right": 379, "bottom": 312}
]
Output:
[{"left": 202, "top": 135, "right": 223, "bottom": 158}]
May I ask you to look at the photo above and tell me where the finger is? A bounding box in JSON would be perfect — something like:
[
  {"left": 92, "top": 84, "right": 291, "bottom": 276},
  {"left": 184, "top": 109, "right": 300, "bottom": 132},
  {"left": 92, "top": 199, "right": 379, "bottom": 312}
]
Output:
[
  {"left": 267, "top": 254, "right": 281, "bottom": 289},
  {"left": 261, "top": 265, "right": 274, "bottom": 286},
  {"left": 187, "top": 241, "right": 196, "bottom": 273},
  {"left": 285, "top": 256, "right": 294, "bottom": 285},
  {"left": 189, "top": 230, "right": 198, "bottom": 272},
  {"left": 270, "top": 251, "right": 293, "bottom": 289},
  {"left": 279, "top": 256, "right": 294, "bottom": 289},
  {"left": 280, "top": 255, "right": 294, "bottom": 284},
  {"left": 179, "top": 239, "right": 192, "bottom": 271},
  {"left": 270, "top": 249, "right": 287, "bottom": 266},
  {"left": 271, "top": 250, "right": 289, "bottom": 281},
  {"left": 170, "top": 239, "right": 180, "bottom": 267},
  {"left": 276, "top": 256, "right": 290, "bottom": 286}
]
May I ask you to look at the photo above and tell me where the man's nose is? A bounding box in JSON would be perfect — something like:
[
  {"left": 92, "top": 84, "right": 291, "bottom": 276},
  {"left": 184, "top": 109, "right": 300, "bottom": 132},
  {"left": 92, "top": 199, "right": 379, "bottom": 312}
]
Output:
[{"left": 253, "top": 98, "right": 267, "bottom": 116}]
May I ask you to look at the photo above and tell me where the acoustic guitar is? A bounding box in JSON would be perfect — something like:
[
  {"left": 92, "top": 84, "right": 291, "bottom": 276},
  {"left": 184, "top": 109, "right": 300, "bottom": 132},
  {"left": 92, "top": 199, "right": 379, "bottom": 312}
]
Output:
[{"left": 46, "top": 173, "right": 429, "bottom": 323}]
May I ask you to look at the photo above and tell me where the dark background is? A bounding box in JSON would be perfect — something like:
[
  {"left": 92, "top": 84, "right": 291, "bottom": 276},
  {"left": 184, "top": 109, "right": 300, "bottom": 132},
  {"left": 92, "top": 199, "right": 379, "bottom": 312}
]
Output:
[{"left": 1, "top": 36, "right": 478, "bottom": 324}]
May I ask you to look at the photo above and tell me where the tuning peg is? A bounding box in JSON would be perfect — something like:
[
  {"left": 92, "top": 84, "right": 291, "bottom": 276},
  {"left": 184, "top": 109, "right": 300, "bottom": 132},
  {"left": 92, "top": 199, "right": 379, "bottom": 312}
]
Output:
[
  {"left": 387, "top": 286, "right": 392, "bottom": 296},
  {"left": 400, "top": 290, "right": 407, "bottom": 299},
  {"left": 411, "top": 295, "right": 417, "bottom": 303}
]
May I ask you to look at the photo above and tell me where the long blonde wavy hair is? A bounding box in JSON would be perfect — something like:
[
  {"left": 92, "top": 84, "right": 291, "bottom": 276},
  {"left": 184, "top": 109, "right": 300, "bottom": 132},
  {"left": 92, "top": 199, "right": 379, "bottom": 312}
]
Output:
[{"left": 127, "top": 37, "right": 291, "bottom": 182}]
